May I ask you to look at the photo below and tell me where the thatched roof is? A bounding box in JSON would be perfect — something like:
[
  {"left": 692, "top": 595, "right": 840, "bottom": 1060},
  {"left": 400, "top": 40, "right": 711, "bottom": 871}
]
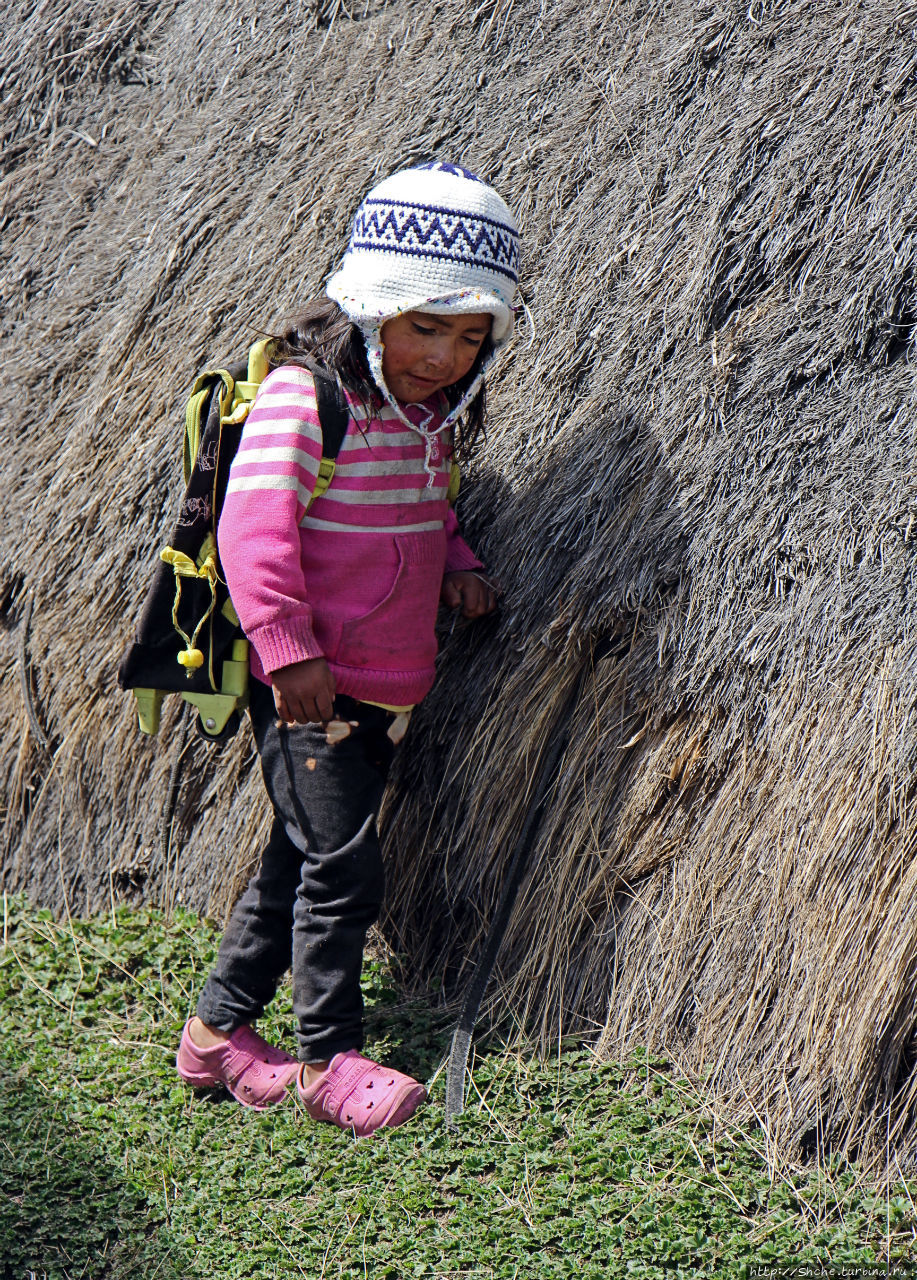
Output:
[{"left": 5, "top": 0, "right": 917, "bottom": 1165}]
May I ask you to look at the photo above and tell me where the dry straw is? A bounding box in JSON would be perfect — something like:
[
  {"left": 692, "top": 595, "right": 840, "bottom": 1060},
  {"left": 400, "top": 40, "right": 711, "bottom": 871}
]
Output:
[{"left": 4, "top": 0, "right": 917, "bottom": 1167}]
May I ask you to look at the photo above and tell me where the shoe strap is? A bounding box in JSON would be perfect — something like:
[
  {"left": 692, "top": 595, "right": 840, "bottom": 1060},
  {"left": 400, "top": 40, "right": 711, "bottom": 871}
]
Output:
[{"left": 319, "top": 1053, "right": 412, "bottom": 1113}]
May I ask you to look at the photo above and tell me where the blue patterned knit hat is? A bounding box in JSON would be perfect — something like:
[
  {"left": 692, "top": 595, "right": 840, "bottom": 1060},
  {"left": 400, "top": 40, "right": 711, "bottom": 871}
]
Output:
[
  {"left": 326, "top": 163, "right": 521, "bottom": 465},
  {"left": 327, "top": 162, "right": 520, "bottom": 342}
]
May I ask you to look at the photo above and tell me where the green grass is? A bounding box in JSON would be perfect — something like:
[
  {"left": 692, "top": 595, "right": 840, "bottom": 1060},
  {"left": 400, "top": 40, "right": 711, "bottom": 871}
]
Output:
[{"left": 0, "top": 897, "right": 915, "bottom": 1280}]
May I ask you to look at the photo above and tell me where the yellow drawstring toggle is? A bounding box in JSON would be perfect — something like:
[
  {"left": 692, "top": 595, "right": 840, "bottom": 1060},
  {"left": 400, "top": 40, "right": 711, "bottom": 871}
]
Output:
[{"left": 160, "top": 547, "right": 219, "bottom": 682}]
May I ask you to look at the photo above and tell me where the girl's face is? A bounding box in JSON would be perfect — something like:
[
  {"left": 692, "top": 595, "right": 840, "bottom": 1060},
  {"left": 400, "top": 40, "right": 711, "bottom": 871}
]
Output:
[{"left": 380, "top": 310, "right": 492, "bottom": 403}]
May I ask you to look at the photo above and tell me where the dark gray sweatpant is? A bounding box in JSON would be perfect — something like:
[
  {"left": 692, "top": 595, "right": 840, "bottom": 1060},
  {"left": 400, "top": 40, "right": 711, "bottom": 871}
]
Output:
[{"left": 196, "top": 678, "right": 398, "bottom": 1062}]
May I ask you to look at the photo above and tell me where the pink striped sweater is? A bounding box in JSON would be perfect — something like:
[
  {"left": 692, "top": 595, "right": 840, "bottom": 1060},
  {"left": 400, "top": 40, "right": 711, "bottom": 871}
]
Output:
[{"left": 217, "top": 364, "right": 484, "bottom": 706}]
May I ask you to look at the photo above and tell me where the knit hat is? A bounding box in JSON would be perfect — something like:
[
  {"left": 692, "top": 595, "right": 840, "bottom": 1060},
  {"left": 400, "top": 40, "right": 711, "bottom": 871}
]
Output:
[{"left": 326, "top": 162, "right": 521, "bottom": 473}]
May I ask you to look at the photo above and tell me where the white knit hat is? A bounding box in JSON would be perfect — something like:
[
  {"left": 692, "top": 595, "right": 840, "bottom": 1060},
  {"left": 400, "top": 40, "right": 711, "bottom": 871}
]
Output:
[
  {"left": 327, "top": 162, "right": 520, "bottom": 339},
  {"left": 326, "top": 163, "right": 521, "bottom": 471}
]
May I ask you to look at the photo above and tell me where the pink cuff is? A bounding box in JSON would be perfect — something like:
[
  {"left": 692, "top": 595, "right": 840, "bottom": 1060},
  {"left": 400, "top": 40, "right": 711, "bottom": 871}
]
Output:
[
  {"left": 444, "top": 535, "right": 484, "bottom": 574},
  {"left": 247, "top": 616, "right": 325, "bottom": 674}
]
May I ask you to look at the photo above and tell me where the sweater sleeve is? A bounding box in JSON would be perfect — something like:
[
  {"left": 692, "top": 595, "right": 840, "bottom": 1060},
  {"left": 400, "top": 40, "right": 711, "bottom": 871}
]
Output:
[
  {"left": 443, "top": 505, "right": 485, "bottom": 574},
  {"left": 217, "top": 365, "right": 327, "bottom": 674}
]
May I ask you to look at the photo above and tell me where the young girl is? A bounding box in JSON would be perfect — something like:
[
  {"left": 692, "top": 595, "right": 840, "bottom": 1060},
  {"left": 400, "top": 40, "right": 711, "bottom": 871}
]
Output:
[{"left": 175, "top": 162, "right": 521, "bottom": 1135}]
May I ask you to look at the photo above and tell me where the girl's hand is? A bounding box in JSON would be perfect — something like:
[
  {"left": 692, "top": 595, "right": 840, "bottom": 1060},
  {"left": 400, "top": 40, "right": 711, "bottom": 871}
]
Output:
[
  {"left": 271, "top": 658, "right": 336, "bottom": 724},
  {"left": 441, "top": 571, "right": 498, "bottom": 619}
]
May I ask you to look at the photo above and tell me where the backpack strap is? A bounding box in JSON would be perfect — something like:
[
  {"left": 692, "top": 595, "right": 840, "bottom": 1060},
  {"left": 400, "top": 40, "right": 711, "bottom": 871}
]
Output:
[
  {"left": 446, "top": 461, "right": 461, "bottom": 506},
  {"left": 184, "top": 347, "right": 349, "bottom": 522},
  {"left": 306, "top": 359, "right": 349, "bottom": 506}
]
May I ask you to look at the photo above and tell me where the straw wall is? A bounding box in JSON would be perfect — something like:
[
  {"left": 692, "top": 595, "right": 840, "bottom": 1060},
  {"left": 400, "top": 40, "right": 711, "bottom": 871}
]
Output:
[{"left": 4, "top": 0, "right": 917, "bottom": 1163}]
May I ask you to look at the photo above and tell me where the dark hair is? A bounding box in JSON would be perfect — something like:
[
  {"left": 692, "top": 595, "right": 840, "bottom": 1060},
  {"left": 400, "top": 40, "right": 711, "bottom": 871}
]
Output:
[{"left": 268, "top": 297, "right": 491, "bottom": 460}]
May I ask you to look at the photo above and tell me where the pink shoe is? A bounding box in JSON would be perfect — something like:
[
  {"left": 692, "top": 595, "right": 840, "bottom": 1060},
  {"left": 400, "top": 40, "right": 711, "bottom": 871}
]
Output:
[
  {"left": 176, "top": 1020, "right": 299, "bottom": 1109},
  {"left": 297, "top": 1049, "right": 427, "bottom": 1136}
]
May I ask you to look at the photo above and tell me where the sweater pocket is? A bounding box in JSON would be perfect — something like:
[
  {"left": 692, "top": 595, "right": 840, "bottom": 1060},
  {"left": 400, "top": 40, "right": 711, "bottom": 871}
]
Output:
[{"left": 337, "top": 532, "right": 446, "bottom": 671}]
